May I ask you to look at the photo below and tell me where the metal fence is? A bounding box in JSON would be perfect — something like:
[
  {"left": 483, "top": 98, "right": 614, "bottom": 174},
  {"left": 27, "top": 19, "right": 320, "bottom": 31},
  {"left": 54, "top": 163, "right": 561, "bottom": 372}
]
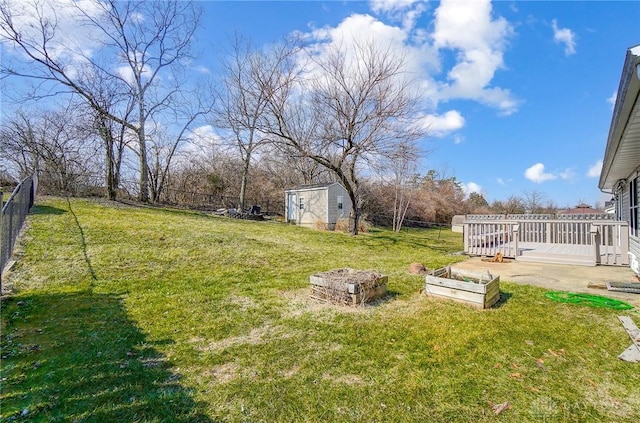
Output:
[{"left": 1, "top": 174, "right": 38, "bottom": 283}]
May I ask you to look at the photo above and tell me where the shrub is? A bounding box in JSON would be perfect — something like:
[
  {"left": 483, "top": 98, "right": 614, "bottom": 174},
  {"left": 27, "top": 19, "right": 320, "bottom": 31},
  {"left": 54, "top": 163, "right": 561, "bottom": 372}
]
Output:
[
  {"left": 314, "top": 220, "right": 329, "bottom": 231},
  {"left": 334, "top": 216, "right": 370, "bottom": 233}
]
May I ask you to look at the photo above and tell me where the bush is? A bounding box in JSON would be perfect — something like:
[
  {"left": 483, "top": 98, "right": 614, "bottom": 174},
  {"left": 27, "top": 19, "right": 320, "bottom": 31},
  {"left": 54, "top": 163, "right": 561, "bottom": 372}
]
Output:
[
  {"left": 314, "top": 220, "right": 329, "bottom": 231},
  {"left": 334, "top": 216, "right": 370, "bottom": 233}
]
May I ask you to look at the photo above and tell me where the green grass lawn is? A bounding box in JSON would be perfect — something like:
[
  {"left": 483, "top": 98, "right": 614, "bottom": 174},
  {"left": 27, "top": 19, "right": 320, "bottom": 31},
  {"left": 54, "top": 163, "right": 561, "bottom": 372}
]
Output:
[{"left": 1, "top": 197, "right": 639, "bottom": 422}]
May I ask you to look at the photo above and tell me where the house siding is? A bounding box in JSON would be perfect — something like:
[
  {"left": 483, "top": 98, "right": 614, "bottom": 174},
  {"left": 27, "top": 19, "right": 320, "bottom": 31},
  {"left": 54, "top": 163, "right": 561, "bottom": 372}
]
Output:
[
  {"left": 616, "top": 172, "right": 640, "bottom": 259},
  {"left": 620, "top": 186, "right": 630, "bottom": 222},
  {"left": 630, "top": 173, "right": 640, "bottom": 259}
]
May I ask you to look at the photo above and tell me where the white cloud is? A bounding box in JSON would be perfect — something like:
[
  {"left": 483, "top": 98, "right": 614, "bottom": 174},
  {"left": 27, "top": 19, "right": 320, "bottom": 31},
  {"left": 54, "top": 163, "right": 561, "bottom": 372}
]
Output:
[
  {"left": 497, "top": 177, "right": 505, "bottom": 186},
  {"left": 1, "top": 0, "right": 107, "bottom": 68},
  {"left": 432, "top": 0, "right": 519, "bottom": 114},
  {"left": 306, "top": 13, "right": 408, "bottom": 51},
  {"left": 587, "top": 160, "right": 603, "bottom": 178},
  {"left": 524, "top": 163, "right": 557, "bottom": 183},
  {"left": 370, "top": 0, "right": 428, "bottom": 29},
  {"left": 300, "top": 0, "right": 519, "bottom": 124},
  {"left": 181, "top": 125, "right": 223, "bottom": 156},
  {"left": 559, "top": 167, "right": 576, "bottom": 181},
  {"left": 607, "top": 91, "right": 617, "bottom": 109},
  {"left": 115, "top": 50, "right": 154, "bottom": 84},
  {"left": 551, "top": 19, "right": 577, "bottom": 56},
  {"left": 453, "top": 134, "right": 464, "bottom": 144},
  {"left": 417, "top": 110, "right": 465, "bottom": 137},
  {"left": 462, "top": 181, "right": 483, "bottom": 196},
  {"left": 193, "top": 65, "right": 211, "bottom": 74},
  {"left": 370, "top": 0, "right": 422, "bottom": 14}
]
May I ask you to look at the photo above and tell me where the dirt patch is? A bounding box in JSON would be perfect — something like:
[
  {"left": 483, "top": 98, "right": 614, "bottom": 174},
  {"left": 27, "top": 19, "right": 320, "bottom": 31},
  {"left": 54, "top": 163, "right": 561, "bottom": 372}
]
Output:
[
  {"left": 322, "top": 373, "right": 366, "bottom": 385},
  {"left": 227, "top": 295, "right": 258, "bottom": 311},
  {"left": 196, "top": 323, "right": 291, "bottom": 352},
  {"left": 280, "top": 288, "right": 380, "bottom": 319},
  {"left": 283, "top": 364, "right": 302, "bottom": 378},
  {"left": 210, "top": 362, "right": 241, "bottom": 384}
]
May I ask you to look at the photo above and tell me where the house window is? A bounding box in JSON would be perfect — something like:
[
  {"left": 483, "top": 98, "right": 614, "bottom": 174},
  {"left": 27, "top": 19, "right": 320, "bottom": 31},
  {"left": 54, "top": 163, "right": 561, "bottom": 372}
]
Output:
[
  {"left": 299, "top": 196, "right": 305, "bottom": 210},
  {"left": 631, "top": 177, "right": 639, "bottom": 237},
  {"left": 337, "top": 195, "right": 343, "bottom": 210}
]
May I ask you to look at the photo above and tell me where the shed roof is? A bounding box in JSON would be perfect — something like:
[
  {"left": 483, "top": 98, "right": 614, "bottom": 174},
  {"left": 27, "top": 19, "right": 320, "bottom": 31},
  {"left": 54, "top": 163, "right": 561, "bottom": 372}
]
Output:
[
  {"left": 599, "top": 44, "right": 640, "bottom": 191},
  {"left": 285, "top": 182, "right": 341, "bottom": 192}
]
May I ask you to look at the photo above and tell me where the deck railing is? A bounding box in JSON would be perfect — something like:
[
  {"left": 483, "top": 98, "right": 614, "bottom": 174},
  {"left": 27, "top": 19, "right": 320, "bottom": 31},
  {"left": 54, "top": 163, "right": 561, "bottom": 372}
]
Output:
[
  {"left": 463, "top": 218, "right": 629, "bottom": 266},
  {"left": 463, "top": 220, "right": 520, "bottom": 258}
]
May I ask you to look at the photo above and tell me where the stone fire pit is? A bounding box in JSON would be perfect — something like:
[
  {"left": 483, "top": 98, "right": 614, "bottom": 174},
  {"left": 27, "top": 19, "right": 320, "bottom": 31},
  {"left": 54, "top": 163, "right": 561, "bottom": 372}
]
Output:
[{"left": 310, "top": 268, "right": 388, "bottom": 306}]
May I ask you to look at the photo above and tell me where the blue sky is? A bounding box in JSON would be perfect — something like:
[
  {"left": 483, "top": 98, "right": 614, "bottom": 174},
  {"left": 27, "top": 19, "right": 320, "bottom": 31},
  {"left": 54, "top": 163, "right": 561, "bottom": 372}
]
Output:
[
  {"left": 196, "top": 0, "right": 639, "bottom": 208},
  {"left": 1, "top": 1, "right": 638, "bottom": 208}
]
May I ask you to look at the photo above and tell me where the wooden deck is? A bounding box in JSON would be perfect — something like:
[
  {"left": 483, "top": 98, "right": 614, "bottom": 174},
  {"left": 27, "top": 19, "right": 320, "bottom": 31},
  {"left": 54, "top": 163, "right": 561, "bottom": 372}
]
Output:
[
  {"left": 463, "top": 217, "right": 629, "bottom": 267},
  {"left": 509, "top": 242, "right": 625, "bottom": 266}
]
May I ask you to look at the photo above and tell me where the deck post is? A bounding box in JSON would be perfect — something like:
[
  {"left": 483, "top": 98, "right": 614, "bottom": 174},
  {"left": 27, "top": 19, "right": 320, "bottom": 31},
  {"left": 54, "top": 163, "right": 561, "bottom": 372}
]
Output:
[
  {"left": 463, "top": 223, "right": 469, "bottom": 254},
  {"left": 512, "top": 224, "right": 520, "bottom": 258},
  {"left": 619, "top": 224, "right": 629, "bottom": 265},
  {"left": 590, "top": 224, "right": 600, "bottom": 265}
]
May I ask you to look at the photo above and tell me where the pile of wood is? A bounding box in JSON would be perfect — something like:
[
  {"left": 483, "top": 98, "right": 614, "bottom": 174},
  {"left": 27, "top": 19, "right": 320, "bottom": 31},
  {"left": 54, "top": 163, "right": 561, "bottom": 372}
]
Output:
[{"left": 310, "top": 268, "right": 388, "bottom": 306}]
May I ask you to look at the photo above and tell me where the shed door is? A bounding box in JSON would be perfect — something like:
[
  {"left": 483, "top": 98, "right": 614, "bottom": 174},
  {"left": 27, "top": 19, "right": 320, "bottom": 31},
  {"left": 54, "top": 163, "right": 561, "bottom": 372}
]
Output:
[{"left": 287, "top": 193, "right": 297, "bottom": 222}]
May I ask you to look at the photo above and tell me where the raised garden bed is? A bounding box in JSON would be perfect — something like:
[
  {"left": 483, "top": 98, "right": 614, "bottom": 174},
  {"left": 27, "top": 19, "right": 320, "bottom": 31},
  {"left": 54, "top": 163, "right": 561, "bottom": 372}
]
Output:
[
  {"left": 425, "top": 267, "right": 500, "bottom": 309},
  {"left": 310, "top": 268, "right": 388, "bottom": 306}
]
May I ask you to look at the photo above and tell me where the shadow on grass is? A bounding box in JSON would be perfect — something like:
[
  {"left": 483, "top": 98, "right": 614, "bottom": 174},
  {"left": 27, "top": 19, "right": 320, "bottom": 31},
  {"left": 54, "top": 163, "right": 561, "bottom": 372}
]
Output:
[
  {"left": 0, "top": 291, "right": 213, "bottom": 422},
  {"left": 30, "top": 205, "right": 67, "bottom": 215},
  {"left": 493, "top": 291, "right": 513, "bottom": 308}
]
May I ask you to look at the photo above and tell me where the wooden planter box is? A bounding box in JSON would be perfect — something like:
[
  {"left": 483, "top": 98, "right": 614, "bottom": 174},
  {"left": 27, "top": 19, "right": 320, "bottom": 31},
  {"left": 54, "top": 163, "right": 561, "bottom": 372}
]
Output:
[
  {"left": 310, "top": 268, "right": 388, "bottom": 306},
  {"left": 425, "top": 267, "right": 500, "bottom": 309}
]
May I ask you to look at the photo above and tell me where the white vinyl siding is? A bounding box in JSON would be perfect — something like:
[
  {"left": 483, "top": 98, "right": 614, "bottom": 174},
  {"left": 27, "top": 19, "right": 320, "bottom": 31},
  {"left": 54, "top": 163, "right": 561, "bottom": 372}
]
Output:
[
  {"left": 285, "top": 183, "right": 351, "bottom": 229},
  {"left": 630, "top": 177, "right": 639, "bottom": 237},
  {"left": 620, "top": 175, "right": 640, "bottom": 259},
  {"left": 298, "top": 189, "right": 327, "bottom": 227}
]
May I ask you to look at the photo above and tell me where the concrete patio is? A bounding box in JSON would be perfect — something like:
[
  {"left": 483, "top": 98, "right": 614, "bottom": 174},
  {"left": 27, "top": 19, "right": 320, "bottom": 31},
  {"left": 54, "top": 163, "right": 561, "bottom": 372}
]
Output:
[{"left": 451, "top": 256, "right": 640, "bottom": 308}]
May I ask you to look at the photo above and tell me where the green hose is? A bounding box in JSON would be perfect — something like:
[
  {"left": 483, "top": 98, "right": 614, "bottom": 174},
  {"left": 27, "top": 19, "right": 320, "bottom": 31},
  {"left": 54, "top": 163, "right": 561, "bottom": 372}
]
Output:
[{"left": 545, "top": 291, "right": 634, "bottom": 310}]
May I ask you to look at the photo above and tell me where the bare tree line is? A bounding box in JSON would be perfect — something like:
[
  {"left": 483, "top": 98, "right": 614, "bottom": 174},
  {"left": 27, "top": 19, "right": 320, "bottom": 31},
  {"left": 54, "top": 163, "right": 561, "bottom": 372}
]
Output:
[{"left": 0, "top": 0, "right": 562, "bottom": 234}]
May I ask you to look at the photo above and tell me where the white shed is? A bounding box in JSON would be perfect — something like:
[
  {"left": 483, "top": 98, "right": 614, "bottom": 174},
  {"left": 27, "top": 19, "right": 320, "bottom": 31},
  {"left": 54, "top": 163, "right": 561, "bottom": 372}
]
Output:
[{"left": 284, "top": 183, "right": 351, "bottom": 230}]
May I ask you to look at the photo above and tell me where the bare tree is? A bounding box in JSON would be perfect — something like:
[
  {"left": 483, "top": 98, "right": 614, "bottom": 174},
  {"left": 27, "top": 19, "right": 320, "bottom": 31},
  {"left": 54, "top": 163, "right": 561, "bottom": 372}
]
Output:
[
  {"left": 0, "top": 0, "right": 201, "bottom": 202},
  {"left": 212, "top": 37, "right": 288, "bottom": 210},
  {"left": 82, "top": 79, "right": 136, "bottom": 201},
  {"left": 374, "top": 140, "right": 420, "bottom": 232},
  {"left": 523, "top": 190, "right": 548, "bottom": 214},
  {"left": 146, "top": 85, "right": 213, "bottom": 203},
  {"left": 0, "top": 107, "right": 100, "bottom": 194},
  {"left": 261, "top": 40, "right": 424, "bottom": 234}
]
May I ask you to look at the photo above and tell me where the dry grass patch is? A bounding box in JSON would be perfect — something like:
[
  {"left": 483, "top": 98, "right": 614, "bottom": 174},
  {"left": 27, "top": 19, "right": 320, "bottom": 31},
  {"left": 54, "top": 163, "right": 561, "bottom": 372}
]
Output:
[
  {"left": 322, "top": 373, "right": 367, "bottom": 385},
  {"left": 196, "top": 323, "right": 292, "bottom": 353},
  {"left": 209, "top": 362, "right": 242, "bottom": 384}
]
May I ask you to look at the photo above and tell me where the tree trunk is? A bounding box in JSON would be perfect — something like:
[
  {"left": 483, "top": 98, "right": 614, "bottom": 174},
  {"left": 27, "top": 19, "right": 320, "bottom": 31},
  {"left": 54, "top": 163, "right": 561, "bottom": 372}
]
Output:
[
  {"left": 348, "top": 190, "right": 360, "bottom": 236},
  {"left": 239, "top": 152, "right": 251, "bottom": 211},
  {"left": 106, "top": 140, "right": 117, "bottom": 200},
  {"left": 137, "top": 95, "right": 149, "bottom": 202},
  {"left": 138, "top": 137, "right": 149, "bottom": 202}
]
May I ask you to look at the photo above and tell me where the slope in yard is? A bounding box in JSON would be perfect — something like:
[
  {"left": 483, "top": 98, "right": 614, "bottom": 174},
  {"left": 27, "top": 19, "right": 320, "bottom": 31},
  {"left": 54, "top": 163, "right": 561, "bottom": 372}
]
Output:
[{"left": 1, "top": 197, "right": 639, "bottom": 422}]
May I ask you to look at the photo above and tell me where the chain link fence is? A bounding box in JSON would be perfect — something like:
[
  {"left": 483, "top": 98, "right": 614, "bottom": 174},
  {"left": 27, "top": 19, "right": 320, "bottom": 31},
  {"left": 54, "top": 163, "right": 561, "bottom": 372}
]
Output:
[{"left": 1, "top": 174, "right": 38, "bottom": 286}]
